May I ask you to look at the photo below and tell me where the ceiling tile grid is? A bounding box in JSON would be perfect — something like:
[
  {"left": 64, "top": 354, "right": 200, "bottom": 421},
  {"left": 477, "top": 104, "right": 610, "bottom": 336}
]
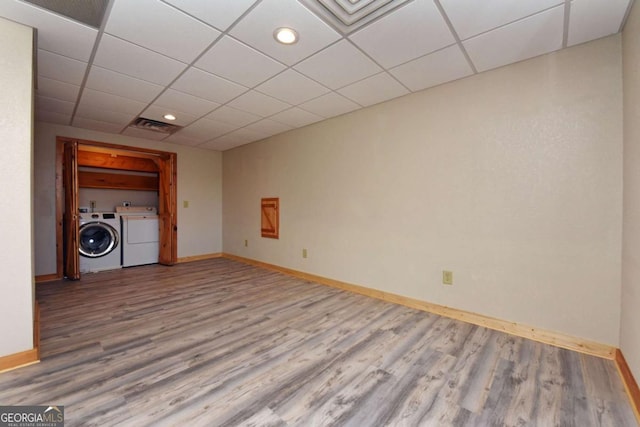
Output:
[
  {"left": 204, "top": 106, "right": 262, "bottom": 127},
  {"left": 37, "top": 50, "right": 87, "bottom": 86},
  {"left": 389, "top": 45, "right": 474, "bottom": 92},
  {"left": 228, "top": 90, "right": 293, "bottom": 118},
  {"left": 229, "top": 0, "right": 342, "bottom": 66},
  {"left": 75, "top": 104, "right": 136, "bottom": 126},
  {"left": 105, "top": 0, "right": 221, "bottom": 63},
  {"left": 338, "top": 72, "right": 410, "bottom": 107},
  {"left": 0, "top": 0, "right": 631, "bottom": 151},
  {"left": 84, "top": 66, "right": 164, "bottom": 104},
  {"left": 0, "top": 0, "right": 97, "bottom": 61},
  {"left": 171, "top": 68, "right": 248, "bottom": 104},
  {"left": 438, "top": 0, "right": 564, "bottom": 40},
  {"left": 298, "top": 92, "right": 361, "bottom": 118},
  {"left": 195, "top": 36, "right": 286, "bottom": 88},
  {"left": 269, "top": 107, "right": 325, "bottom": 128},
  {"left": 93, "top": 34, "right": 187, "bottom": 86},
  {"left": 568, "top": 0, "right": 632, "bottom": 47},
  {"left": 163, "top": 0, "right": 259, "bottom": 32},
  {"left": 37, "top": 76, "right": 80, "bottom": 103},
  {"left": 463, "top": 5, "right": 565, "bottom": 73},
  {"left": 255, "top": 69, "right": 331, "bottom": 105},
  {"left": 348, "top": 0, "right": 456, "bottom": 68},
  {"left": 293, "top": 39, "right": 382, "bottom": 90}
]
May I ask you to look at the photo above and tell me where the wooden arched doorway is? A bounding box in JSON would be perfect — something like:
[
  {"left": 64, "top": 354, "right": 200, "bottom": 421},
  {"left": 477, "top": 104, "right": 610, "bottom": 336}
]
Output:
[{"left": 56, "top": 136, "right": 177, "bottom": 279}]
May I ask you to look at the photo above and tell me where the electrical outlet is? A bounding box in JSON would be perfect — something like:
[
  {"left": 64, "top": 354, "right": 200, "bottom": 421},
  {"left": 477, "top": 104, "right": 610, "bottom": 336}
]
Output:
[
  {"left": 89, "top": 200, "right": 96, "bottom": 210},
  {"left": 183, "top": 200, "right": 189, "bottom": 208},
  {"left": 443, "top": 270, "right": 453, "bottom": 285},
  {"left": 302, "top": 248, "right": 308, "bottom": 258},
  {"left": 244, "top": 239, "right": 248, "bottom": 247}
]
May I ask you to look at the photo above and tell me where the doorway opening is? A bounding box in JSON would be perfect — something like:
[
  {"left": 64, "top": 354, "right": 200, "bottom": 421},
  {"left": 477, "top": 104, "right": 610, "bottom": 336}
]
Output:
[{"left": 55, "top": 136, "right": 177, "bottom": 279}]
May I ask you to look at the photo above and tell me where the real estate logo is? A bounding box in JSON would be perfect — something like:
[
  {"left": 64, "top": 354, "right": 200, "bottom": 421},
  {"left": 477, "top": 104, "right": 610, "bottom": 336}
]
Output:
[{"left": 0, "top": 405, "right": 64, "bottom": 427}]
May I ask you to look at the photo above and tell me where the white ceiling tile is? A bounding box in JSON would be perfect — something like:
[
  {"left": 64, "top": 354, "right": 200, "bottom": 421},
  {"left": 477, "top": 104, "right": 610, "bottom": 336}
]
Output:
[
  {"left": 195, "top": 36, "right": 286, "bottom": 87},
  {"left": 255, "top": 69, "right": 330, "bottom": 105},
  {"left": 122, "top": 127, "right": 170, "bottom": 141},
  {"left": 36, "top": 95, "right": 74, "bottom": 115},
  {"left": 163, "top": 132, "right": 205, "bottom": 146},
  {"left": 228, "top": 90, "right": 292, "bottom": 117},
  {"left": 106, "top": 0, "right": 221, "bottom": 63},
  {"left": 203, "top": 128, "right": 266, "bottom": 150},
  {"left": 198, "top": 138, "right": 236, "bottom": 151},
  {"left": 229, "top": 127, "right": 269, "bottom": 141},
  {"left": 171, "top": 68, "right": 248, "bottom": 104},
  {"left": 338, "top": 72, "right": 409, "bottom": 107},
  {"left": 245, "top": 119, "right": 293, "bottom": 136},
  {"left": 269, "top": 107, "right": 324, "bottom": 127},
  {"left": 205, "top": 106, "right": 261, "bottom": 127},
  {"left": 93, "top": 34, "right": 186, "bottom": 85},
  {"left": 75, "top": 104, "right": 135, "bottom": 126},
  {"left": 140, "top": 105, "right": 197, "bottom": 127},
  {"left": 85, "top": 66, "right": 164, "bottom": 103},
  {"left": 0, "top": 0, "right": 97, "bottom": 61},
  {"left": 154, "top": 89, "right": 220, "bottom": 117},
  {"left": 79, "top": 88, "right": 148, "bottom": 116},
  {"left": 568, "top": 0, "right": 630, "bottom": 47},
  {"left": 439, "top": 0, "right": 563, "bottom": 40},
  {"left": 294, "top": 40, "right": 382, "bottom": 89},
  {"left": 38, "top": 49, "right": 87, "bottom": 86},
  {"left": 229, "top": 0, "right": 341, "bottom": 66},
  {"left": 74, "top": 117, "right": 127, "bottom": 134},
  {"left": 198, "top": 137, "right": 230, "bottom": 151},
  {"left": 36, "top": 109, "right": 71, "bottom": 125},
  {"left": 37, "top": 77, "right": 80, "bottom": 103},
  {"left": 164, "top": 0, "right": 258, "bottom": 31},
  {"left": 390, "top": 45, "right": 473, "bottom": 92},
  {"left": 463, "top": 5, "right": 564, "bottom": 72},
  {"left": 298, "top": 92, "right": 360, "bottom": 118},
  {"left": 349, "top": 0, "right": 455, "bottom": 68},
  {"left": 179, "top": 118, "right": 238, "bottom": 140}
]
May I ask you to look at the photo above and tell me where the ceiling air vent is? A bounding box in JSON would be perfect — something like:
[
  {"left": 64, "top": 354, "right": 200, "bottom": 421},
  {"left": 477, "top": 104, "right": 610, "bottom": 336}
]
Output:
[
  {"left": 23, "top": 0, "right": 109, "bottom": 28},
  {"left": 130, "top": 117, "right": 182, "bottom": 134},
  {"left": 300, "top": 0, "right": 412, "bottom": 34}
]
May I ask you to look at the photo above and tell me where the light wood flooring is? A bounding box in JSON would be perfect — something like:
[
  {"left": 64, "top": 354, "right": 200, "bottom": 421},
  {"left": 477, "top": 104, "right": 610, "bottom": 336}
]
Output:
[{"left": 0, "top": 258, "right": 636, "bottom": 426}]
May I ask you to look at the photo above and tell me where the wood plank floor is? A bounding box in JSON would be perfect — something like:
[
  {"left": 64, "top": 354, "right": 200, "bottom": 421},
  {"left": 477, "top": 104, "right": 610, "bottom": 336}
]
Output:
[{"left": 1, "top": 258, "right": 636, "bottom": 426}]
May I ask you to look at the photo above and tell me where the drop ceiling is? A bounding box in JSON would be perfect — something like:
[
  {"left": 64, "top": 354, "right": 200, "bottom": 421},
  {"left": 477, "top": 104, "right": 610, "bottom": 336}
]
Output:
[{"left": 0, "top": 0, "right": 633, "bottom": 151}]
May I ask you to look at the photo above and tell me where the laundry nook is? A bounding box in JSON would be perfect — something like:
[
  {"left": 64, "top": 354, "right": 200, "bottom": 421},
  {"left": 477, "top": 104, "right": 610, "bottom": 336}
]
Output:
[{"left": 62, "top": 141, "right": 176, "bottom": 278}]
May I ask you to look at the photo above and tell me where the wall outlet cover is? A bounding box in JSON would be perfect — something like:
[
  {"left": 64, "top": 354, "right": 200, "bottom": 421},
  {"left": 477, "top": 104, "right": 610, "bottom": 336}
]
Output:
[{"left": 443, "top": 270, "right": 453, "bottom": 285}]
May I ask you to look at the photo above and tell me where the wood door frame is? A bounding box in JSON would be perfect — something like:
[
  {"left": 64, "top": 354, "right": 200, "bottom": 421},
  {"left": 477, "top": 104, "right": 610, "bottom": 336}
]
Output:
[
  {"left": 54, "top": 136, "right": 177, "bottom": 279},
  {"left": 62, "top": 141, "right": 80, "bottom": 280}
]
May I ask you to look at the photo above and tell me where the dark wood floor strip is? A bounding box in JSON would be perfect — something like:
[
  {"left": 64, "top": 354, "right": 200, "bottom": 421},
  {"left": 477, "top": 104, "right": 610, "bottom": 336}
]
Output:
[{"left": 0, "top": 258, "right": 636, "bottom": 426}]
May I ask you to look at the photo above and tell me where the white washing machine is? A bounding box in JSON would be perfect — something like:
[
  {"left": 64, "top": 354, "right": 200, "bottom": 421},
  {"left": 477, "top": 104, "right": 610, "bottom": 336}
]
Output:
[
  {"left": 78, "top": 212, "right": 122, "bottom": 273},
  {"left": 116, "top": 206, "right": 159, "bottom": 267}
]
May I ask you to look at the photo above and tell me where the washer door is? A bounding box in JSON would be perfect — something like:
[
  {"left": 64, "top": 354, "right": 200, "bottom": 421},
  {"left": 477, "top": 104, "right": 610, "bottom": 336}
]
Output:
[{"left": 79, "top": 222, "right": 119, "bottom": 258}]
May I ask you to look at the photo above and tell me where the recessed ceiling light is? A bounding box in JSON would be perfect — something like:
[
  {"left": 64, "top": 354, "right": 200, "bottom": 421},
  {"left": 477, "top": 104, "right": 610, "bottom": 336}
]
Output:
[
  {"left": 274, "top": 27, "right": 298, "bottom": 45},
  {"left": 163, "top": 114, "right": 176, "bottom": 121}
]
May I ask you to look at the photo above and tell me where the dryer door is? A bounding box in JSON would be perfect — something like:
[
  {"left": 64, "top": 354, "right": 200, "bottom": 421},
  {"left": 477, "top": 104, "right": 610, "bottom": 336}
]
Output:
[{"left": 79, "top": 222, "right": 119, "bottom": 258}]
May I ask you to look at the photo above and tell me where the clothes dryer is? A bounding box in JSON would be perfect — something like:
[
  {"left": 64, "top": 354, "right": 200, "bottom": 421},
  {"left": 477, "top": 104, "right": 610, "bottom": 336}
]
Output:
[{"left": 116, "top": 206, "right": 159, "bottom": 267}]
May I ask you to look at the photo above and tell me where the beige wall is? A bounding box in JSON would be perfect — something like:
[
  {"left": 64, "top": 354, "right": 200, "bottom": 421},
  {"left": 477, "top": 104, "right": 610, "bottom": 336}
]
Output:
[
  {"left": 34, "top": 123, "right": 223, "bottom": 275},
  {"left": 224, "top": 36, "right": 623, "bottom": 346},
  {"left": 0, "top": 17, "right": 34, "bottom": 356},
  {"left": 622, "top": 0, "right": 640, "bottom": 382}
]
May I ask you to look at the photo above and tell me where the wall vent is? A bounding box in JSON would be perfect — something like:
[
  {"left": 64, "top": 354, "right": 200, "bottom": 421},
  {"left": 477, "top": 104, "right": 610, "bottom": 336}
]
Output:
[
  {"left": 130, "top": 117, "right": 182, "bottom": 134},
  {"left": 300, "top": 0, "right": 412, "bottom": 34}
]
